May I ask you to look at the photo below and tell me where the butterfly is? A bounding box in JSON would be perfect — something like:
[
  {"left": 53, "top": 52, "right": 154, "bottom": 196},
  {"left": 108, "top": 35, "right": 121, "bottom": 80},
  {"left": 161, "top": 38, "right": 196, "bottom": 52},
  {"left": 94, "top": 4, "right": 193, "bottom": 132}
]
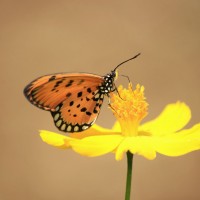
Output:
[{"left": 24, "top": 53, "right": 140, "bottom": 133}]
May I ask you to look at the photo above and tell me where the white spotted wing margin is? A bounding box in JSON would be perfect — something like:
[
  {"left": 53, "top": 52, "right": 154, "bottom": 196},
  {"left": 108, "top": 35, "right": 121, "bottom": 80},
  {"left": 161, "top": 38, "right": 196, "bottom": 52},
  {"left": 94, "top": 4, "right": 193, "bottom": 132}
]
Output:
[{"left": 51, "top": 91, "right": 104, "bottom": 133}]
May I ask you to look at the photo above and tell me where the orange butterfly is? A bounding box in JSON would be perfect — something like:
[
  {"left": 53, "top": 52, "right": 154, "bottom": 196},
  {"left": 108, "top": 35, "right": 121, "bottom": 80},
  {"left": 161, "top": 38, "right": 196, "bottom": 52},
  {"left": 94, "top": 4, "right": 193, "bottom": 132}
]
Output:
[{"left": 24, "top": 53, "right": 140, "bottom": 133}]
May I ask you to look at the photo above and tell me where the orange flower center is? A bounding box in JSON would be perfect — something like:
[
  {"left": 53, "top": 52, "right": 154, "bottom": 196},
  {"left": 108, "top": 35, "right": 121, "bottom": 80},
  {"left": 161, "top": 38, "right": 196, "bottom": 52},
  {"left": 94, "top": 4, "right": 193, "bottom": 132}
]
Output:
[{"left": 110, "top": 83, "right": 148, "bottom": 136}]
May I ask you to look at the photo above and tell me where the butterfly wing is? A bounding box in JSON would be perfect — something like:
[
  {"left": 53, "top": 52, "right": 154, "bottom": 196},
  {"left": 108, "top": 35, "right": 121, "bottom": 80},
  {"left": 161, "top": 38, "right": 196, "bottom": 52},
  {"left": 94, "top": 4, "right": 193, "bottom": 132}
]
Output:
[
  {"left": 24, "top": 73, "right": 105, "bottom": 132},
  {"left": 51, "top": 90, "right": 104, "bottom": 132}
]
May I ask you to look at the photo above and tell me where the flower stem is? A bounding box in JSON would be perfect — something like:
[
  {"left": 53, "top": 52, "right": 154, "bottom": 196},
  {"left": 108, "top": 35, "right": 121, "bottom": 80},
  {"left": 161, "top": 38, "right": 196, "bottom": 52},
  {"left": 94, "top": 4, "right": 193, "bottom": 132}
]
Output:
[{"left": 125, "top": 151, "right": 134, "bottom": 200}]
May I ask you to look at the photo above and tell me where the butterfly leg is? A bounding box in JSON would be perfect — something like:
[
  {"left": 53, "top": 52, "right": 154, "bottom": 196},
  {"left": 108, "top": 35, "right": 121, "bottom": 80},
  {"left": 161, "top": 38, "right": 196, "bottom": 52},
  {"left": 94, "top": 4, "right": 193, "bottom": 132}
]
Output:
[
  {"left": 112, "top": 83, "right": 124, "bottom": 100},
  {"left": 106, "top": 94, "right": 118, "bottom": 114}
]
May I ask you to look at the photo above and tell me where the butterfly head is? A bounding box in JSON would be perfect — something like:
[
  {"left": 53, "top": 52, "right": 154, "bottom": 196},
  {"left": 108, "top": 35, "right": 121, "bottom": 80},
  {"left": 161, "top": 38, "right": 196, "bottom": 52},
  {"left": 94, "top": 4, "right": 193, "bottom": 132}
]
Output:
[{"left": 100, "top": 53, "right": 141, "bottom": 95}]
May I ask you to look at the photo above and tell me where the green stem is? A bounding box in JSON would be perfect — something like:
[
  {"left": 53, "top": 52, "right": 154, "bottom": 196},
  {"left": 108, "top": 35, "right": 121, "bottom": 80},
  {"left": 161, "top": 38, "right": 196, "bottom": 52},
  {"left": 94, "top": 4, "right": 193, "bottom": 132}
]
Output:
[{"left": 125, "top": 151, "right": 134, "bottom": 200}]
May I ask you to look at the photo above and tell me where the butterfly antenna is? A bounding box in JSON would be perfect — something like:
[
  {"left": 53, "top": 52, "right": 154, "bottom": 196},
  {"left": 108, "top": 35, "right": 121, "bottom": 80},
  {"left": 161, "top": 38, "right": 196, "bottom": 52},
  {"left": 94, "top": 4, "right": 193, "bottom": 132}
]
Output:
[{"left": 113, "top": 53, "right": 141, "bottom": 72}]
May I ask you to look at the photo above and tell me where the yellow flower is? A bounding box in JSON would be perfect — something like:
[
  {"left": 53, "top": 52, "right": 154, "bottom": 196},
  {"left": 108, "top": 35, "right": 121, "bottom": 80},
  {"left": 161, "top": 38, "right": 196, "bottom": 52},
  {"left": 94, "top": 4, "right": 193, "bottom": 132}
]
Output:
[{"left": 40, "top": 84, "right": 200, "bottom": 160}]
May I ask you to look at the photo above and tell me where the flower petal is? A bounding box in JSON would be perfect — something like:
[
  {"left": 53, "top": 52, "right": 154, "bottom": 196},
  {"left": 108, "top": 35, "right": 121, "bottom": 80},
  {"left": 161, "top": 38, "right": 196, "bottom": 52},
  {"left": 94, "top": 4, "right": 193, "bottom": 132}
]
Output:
[
  {"left": 39, "top": 130, "right": 72, "bottom": 149},
  {"left": 154, "top": 124, "right": 200, "bottom": 156},
  {"left": 115, "top": 124, "right": 200, "bottom": 160},
  {"left": 139, "top": 102, "right": 191, "bottom": 136},
  {"left": 112, "top": 121, "right": 121, "bottom": 132},
  {"left": 115, "top": 137, "right": 157, "bottom": 160},
  {"left": 70, "top": 135, "right": 123, "bottom": 157},
  {"left": 89, "top": 124, "right": 113, "bottom": 132},
  {"left": 69, "top": 124, "right": 116, "bottom": 139}
]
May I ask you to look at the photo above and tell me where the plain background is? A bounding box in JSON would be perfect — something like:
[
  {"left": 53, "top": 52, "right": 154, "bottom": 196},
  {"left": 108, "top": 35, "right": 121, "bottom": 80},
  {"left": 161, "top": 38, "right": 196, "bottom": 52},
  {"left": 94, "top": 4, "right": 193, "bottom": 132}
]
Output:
[{"left": 1, "top": 1, "right": 200, "bottom": 200}]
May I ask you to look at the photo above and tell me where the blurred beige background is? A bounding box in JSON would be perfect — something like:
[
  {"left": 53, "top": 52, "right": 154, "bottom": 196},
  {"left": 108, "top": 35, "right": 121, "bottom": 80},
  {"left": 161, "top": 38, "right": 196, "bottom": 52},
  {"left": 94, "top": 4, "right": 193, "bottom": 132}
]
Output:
[{"left": 1, "top": 0, "right": 200, "bottom": 200}]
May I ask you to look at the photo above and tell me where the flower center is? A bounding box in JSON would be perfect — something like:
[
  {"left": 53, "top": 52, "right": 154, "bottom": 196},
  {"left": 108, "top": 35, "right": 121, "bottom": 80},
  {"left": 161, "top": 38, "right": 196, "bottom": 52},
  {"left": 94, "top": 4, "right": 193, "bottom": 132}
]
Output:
[{"left": 110, "top": 83, "right": 148, "bottom": 136}]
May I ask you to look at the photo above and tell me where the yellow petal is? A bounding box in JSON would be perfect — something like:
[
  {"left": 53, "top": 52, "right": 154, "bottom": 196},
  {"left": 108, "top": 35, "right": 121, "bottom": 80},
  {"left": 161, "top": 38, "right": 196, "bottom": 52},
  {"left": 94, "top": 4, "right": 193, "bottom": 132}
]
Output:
[
  {"left": 154, "top": 124, "right": 200, "bottom": 156},
  {"left": 69, "top": 124, "right": 115, "bottom": 139},
  {"left": 139, "top": 102, "right": 191, "bottom": 136},
  {"left": 115, "top": 137, "right": 157, "bottom": 160},
  {"left": 70, "top": 135, "right": 123, "bottom": 157},
  {"left": 88, "top": 124, "right": 113, "bottom": 132},
  {"left": 112, "top": 121, "right": 121, "bottom": 132},
  {"left": 39, "top": 130, "right": 72, "bottom": 149}
]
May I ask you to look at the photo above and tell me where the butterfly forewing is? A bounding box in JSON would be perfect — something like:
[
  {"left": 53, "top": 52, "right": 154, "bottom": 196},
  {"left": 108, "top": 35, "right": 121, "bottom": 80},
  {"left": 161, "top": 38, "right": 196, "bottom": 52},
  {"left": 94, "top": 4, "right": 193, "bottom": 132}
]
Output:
[{"left": 24, "top": 73, "right": 103, "bottom": 111}]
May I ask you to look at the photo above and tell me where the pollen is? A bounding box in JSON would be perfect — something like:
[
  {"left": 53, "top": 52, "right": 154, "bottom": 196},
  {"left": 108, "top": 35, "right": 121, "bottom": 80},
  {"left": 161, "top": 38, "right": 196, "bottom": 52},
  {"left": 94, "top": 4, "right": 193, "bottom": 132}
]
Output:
[{"left": 110, "top": 83, "right": 148, "bottom": 136}]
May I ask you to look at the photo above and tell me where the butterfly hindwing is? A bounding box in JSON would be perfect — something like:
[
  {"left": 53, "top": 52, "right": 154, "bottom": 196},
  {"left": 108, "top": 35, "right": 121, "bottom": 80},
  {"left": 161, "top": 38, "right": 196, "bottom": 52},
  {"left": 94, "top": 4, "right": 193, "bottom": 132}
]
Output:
[{"left": 51, "top": 91, "right": 104, "bottom": 132}]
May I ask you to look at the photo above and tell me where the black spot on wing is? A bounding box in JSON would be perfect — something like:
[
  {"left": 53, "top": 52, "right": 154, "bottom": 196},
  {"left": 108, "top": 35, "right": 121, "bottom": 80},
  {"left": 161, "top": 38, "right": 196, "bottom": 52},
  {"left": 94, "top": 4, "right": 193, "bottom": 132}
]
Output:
[
  {"left": 81, "top": 107, "right": 87, "bottom": 112},
  {"left": 77, "top": 79, "right": 84, "bottom": 85},
  {"left": 65, "top": 80, "right": 74, "bottom": 87},
  {"left": 93, "top": 109, "right": 98, "bottom": 114},
  {"left": 77, "top": 92, "right": 82, "bottom": 98},
  {"left": 51, "top": 79, "right": 65, "bottom": 91},
  {"left": 69, "top": 101, "right": 74, "bottom": 106},
  {"left": 66, "top": 92, "right": 72, "bottom": 97},
  {"left": 55, "top": 80, "right": 64, "bottom": 87},
  {"left": 48, "top": 75, "right": 56, "bottom": 82},
  {"left": 87, "top": 88, "right": 92, "bottom": 93},
  {"left": 86, "top": 111, "right": 92, "bottom": 116}
]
